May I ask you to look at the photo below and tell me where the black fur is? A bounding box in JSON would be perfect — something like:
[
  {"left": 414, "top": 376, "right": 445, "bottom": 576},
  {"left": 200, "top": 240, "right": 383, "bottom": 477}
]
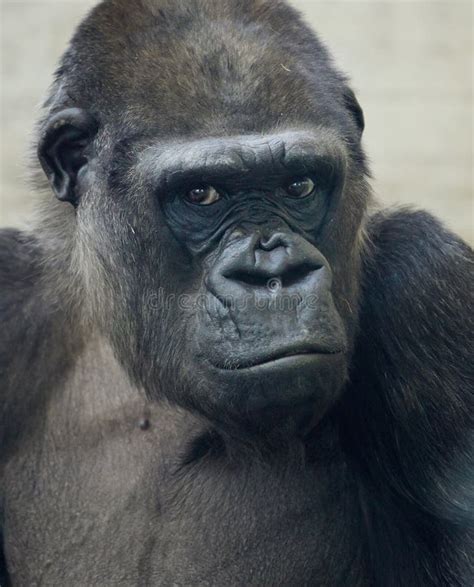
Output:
[{"left": 0, "top": 1, "right": 472, "bottom": 585}]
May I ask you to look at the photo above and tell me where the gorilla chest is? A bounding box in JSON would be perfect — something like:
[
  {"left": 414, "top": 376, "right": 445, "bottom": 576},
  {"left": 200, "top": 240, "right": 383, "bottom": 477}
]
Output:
[{"left": 3, "top": 399, "right": 366, "bottom": 586}]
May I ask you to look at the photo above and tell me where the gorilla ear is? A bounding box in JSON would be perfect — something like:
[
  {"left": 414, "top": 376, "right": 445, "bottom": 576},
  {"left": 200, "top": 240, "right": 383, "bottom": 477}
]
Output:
[
  {"left": 38, "top": 108, "right": 99, "bottom": 206},
  {"left": 343, "top": 87, "right": 365, "bottom": 135}
]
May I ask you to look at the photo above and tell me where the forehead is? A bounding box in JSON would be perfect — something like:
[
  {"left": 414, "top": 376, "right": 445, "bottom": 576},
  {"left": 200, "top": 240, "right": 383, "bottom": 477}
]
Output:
[
  {"left": 116, "top": 33, "right": 321, "bottom": 134},
  {"left": 69, "top": 3, "right": 346, "bottom": 138}
]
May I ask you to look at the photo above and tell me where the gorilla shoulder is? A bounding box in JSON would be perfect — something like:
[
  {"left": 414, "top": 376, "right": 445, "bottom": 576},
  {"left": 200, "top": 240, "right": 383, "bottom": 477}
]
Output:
[
  {"left": 361, "top": 207, "right": 473, "bottom": 383},
  {"left": 364, "top": 207, "right": 474, "bottom": 310},
  {"left": 0, "top": 228, "right": 44, "bottom": 346},
  {"left": 0, "top": 229, "right": 49, "bottom": 440}
]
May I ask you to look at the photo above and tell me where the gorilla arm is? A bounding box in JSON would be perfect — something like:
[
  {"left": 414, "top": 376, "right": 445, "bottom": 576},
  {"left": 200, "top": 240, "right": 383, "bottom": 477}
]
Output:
[{"left": 342, "top": 208, "right": 474, "bottom": 583}]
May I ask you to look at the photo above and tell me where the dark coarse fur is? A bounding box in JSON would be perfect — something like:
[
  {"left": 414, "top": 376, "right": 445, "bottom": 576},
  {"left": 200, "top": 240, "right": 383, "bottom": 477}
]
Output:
[{"left": 0, "top": 1, "right": 473, "bottom": 585}]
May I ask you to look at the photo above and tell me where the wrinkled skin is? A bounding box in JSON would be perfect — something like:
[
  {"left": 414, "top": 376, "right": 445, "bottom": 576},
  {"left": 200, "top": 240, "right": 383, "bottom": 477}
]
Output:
[{"left": 0, "top": 1, "right": 473, "bottom": 585}]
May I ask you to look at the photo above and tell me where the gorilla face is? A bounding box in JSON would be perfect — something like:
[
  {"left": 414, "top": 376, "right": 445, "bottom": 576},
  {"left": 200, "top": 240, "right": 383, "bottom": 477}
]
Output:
[
  {"left": 152, "top": 132, "right": 349, "bottom": 415},
  {"left": 37, "top": 1, "right": 369, "bottom": 426}
]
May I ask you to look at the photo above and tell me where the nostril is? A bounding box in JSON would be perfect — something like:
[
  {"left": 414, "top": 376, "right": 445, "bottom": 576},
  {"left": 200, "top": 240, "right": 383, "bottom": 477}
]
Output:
[
  {"left": 281, "top": 263, "right": 317, "bottom": 287},
  {"left": 224, "top": 269, "right": 273, "bottom": 288},
  {"left": 224, "top": 263, "right": 320, "bottom": 289}
]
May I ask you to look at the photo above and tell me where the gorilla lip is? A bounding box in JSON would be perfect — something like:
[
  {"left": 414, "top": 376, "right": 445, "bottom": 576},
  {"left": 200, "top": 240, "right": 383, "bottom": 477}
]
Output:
[{"left": 214, "top": 346, "right": 344, "bottom": 371}]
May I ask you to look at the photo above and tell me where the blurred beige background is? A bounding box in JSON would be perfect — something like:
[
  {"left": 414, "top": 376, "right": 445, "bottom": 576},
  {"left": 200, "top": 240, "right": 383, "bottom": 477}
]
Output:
[{"left": 1, "top": 0, "right": 473, "bottom": 243}]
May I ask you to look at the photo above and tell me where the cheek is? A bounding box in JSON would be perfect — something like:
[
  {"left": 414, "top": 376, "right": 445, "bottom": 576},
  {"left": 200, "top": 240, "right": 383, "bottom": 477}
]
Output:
[
  {"left": 321, "top": 249, "right": 363, "bottom": 348},
  {"left": 162, "top": 196, "right": 229, "bottom": 255}
]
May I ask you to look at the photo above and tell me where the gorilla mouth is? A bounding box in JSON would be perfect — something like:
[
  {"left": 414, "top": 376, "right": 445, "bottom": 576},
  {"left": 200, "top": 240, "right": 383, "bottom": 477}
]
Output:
[{"left": 214, "top": 345, "right": 345, "bottom": 371}]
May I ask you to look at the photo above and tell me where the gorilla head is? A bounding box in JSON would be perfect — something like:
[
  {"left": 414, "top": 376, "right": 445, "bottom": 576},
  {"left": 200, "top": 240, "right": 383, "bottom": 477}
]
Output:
[{"left": 37, "top": 0, "right": 369, "bottom": 427}]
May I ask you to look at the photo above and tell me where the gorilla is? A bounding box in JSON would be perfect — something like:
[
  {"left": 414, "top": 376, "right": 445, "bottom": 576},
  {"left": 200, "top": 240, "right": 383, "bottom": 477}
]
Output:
[{"left": 0, "top": 0, "right": 473, "bottom": 585}]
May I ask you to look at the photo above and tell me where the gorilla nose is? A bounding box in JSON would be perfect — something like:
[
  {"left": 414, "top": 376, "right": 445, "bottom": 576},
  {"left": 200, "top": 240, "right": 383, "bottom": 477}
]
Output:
[{"left": 215, "top": 231, "right": 324, "bottom": 292}]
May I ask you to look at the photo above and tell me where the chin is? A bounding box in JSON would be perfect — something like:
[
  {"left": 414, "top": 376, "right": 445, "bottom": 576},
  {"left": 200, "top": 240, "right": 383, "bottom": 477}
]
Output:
[{"left": 185, "top": 350, "right": 348, "bottom": 426}]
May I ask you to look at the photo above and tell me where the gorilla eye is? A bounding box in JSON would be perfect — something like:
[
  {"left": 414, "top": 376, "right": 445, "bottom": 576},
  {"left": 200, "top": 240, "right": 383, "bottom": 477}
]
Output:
[
  {"left": 186, "top": 185, "right": 221, "bottom": 206},
  {"left": 285, "top": 177, "right": 315, "bottom": 198}
]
